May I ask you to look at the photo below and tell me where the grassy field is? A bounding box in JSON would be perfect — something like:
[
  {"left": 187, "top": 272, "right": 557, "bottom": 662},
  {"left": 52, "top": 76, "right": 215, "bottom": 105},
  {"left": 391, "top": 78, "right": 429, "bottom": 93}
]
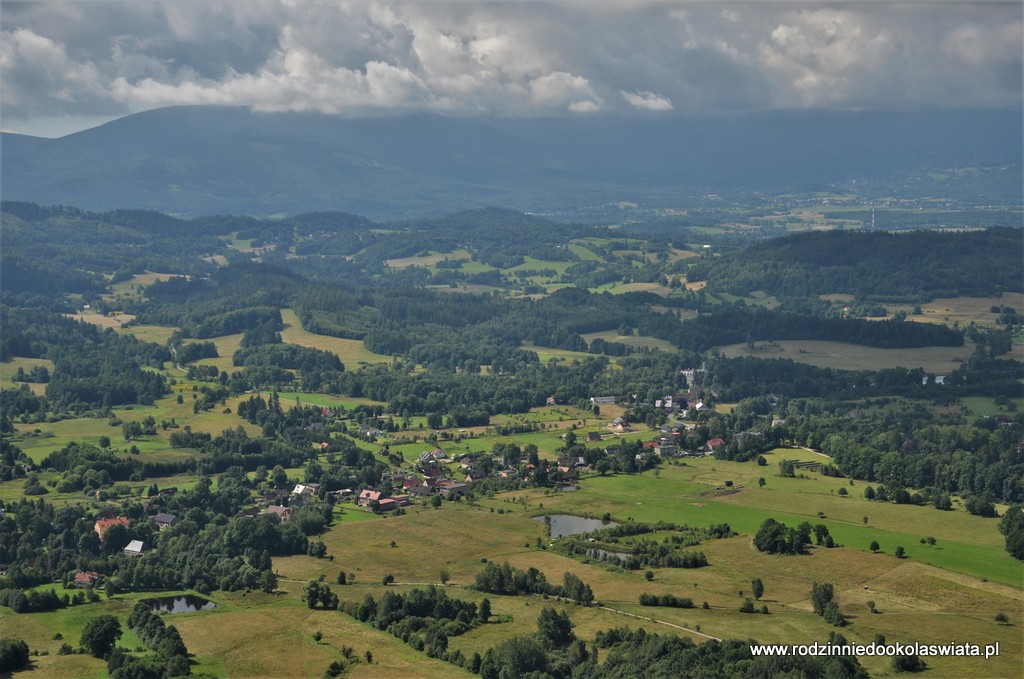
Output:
[
  {"left": 891, "top": 293, "right": 1024, "bottom": 329},
  {"left": 720, "top": 339, "right": 971, "bottom": 373},
  {"left": 580, "top": 330, "right": 677, "bottom": 352},
  {"left": 385, "top": 249, "right": 472, "bottom": 268},
  {"left": 960, "top": 396, "right": 1024, "bottom": 422},
  {"left": 64, "top": 310, "right": 136, "bottom": 330},
  {"left": 279, "top": 309, "right": 391, "bottom": 366},
  {"left": 0, "top": 357, "right": 53, "bottom": 395}
]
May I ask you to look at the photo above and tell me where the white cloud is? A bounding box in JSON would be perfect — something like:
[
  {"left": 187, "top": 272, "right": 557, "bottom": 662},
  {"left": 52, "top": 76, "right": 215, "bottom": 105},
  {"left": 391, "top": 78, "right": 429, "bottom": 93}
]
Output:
[
  {"left": 569, "top": 100, "right": 601, "bottom": 113},
  {"left": 621, "top": 90, "right": 673, "bottom": 111},
  {"left": 1, "top": 0, "right": 1020, "bottom": 131}
]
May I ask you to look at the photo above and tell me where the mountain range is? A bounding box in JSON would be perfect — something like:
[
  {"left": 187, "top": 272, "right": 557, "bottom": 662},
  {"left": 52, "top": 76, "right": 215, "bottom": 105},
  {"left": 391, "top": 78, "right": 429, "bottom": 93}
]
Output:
[{"left": 2, "top": 106, "right": 1020, "bottom": 218}]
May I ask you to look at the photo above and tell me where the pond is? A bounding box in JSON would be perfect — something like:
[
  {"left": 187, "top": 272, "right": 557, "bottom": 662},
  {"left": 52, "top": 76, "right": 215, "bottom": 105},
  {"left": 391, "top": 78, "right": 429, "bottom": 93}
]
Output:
[
  {"left": 141, "top": 595, "right": 217, "bottom": 614},
  {"left": 535, "top": 514, "right": 617, "bottom": 538}
]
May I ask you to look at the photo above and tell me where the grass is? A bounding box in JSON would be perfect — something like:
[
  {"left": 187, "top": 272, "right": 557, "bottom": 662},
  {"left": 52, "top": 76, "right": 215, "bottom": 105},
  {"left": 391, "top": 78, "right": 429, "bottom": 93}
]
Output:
[
  {"left": 960, "top": 396, "right": 1024, "bottom": 421},
  {"left": 890, "top": 293, "right": 1024, "bottom": 329},
  {"left": 385, "top": 249, "right": 472, "bottom": 269},
  {"left": 0, "top": 357, "right": 53, "bottom": 395},
  {"left": 719, "top": 339, "right": 970, "bottom": 374},
  {"left": 279, "top": 309, "right": 391, "bottom": 366},
  {"left": 580, "top": 330, "right": 676, "bottom": 352}
]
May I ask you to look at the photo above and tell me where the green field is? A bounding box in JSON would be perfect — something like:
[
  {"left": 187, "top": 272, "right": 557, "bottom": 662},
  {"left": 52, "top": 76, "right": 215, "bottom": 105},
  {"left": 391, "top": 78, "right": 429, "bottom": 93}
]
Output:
[
  {"left": 580, "top": 330, "right": 676, "bottom": 352},
  {"left": 720, "top": 339, "right": 971, "bottom": 373}
]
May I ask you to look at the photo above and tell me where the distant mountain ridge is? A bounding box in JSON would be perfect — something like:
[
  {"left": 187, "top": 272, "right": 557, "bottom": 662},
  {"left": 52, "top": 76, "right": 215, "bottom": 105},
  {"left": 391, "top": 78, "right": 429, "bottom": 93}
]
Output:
[{"left": 2, "top": 106, "right": 1019, "bottom": 218}]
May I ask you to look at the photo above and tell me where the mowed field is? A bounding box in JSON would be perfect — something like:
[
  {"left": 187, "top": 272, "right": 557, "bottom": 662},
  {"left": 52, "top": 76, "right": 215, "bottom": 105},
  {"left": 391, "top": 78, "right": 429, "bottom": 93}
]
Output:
[
  {"left": 0, "top": 357, "right": 53, "bottom": 395},
  {"left": 580, "top": 330, "right": 677, "bottom": 352},
  {"left": 892, "top": 293, "right": 1024, "bottom": 329},
  {"left": 279, "top": 309, "right": 391, "bottom": 366},
  {"left": 720, "top": 339, "right": 971, "bottom": 373}
]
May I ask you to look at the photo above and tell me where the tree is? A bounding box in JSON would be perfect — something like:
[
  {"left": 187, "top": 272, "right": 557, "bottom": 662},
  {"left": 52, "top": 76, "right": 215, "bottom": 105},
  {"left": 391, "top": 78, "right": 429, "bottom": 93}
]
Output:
[
  {"left": 645, "top": 570, "right": 655, "bottom": 582},
  {"left": 778, "top": 460, "right": 796, "bottom": 477},
  {"left": 337, "top": 570, "right": 347, "bottom": 585},
  {"left": 758, "top": 477, "right": 766, "bottom": 488},
  {"left": 810, "top": 582, "right": 834, "bottom": 616},
  {"left": 751, "top": 578, "right": 765, "bottom": 600},
  {"left": 439, "top": 568, "right": 450, "bottom": 585},
  {"left": 965, "top": 495, "right": 998, "bottom": 518},
  {"left": 870, "top": 540, "right": 880, "bottom": 553},
  {"left": 894, "top": 545, "right": 906, "bottom": 558},
  {"left": 0, "top": 638, "right": 30, "bottom": 672},
  {"left": 478, "top": 598, "right": 492, "bottom": 623},
  {"left": 430, "top": 494, "right": 443, "bottom": 509},
  {"left": 536, "top": 607, "right": 575, "bottom": 647},
  {"left": 998, "top": 505, "right": 1024, "bottom": 560},
  {"left": 98, "top": 435, "right": 111, "bottom": 449},
  {"left": 739, "top": 599, "right": 755, "bottom": 613},
  {"left": 80, "top": 614, "right": 122, "bottom": 658},
  {"left": 864, "top": 486, "right": 876, "bottom": 500}
]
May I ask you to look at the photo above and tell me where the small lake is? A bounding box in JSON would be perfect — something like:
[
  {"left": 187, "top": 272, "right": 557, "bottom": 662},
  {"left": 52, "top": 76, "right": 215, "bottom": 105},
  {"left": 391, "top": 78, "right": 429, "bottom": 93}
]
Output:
[
  {"left": 141, "top": 595, "right": 217, "bottom": 614},
  {"left": 536, "top": 514, "right": 617, "bottom": 538}
]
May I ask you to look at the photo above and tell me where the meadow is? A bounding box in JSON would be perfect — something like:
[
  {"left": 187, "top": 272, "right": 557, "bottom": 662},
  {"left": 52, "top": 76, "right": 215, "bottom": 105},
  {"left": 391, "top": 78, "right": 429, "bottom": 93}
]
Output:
[{"left": 719, "top": 339, "right": 971, "bottom": 374}]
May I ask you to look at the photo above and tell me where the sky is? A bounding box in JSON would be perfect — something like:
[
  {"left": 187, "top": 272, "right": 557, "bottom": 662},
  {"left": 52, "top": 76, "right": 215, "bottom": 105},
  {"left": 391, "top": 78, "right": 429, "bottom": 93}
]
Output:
[{"left": 1, "top": 1, "right": 1021, "bottom": 138}]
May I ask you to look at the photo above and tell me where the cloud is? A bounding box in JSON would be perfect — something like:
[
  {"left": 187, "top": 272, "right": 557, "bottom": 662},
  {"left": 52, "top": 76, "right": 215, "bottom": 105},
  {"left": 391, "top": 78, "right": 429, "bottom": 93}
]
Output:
[
  {"left": 621, "top": 90, "right": 673, "bottom": 112},
  {"left": 1, "top": 0, "right": 1020, "bottom": 131},
  {"left": 569, "top": 100, "right": 601, "bottom": 114}
]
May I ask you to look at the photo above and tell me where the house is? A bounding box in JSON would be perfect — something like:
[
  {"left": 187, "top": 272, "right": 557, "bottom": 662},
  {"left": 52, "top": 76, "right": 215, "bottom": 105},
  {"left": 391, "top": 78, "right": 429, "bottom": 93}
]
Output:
[
  {"left": 439, "top": 483, "right": 469, "bottom": 500},
  {"left": 240, "top": 507, "right": 262, "bottom": 518},
  {"left": 546, "top": 396, "right": 557, "bottom": 406},
  {"left": 552, "top": 467, "right": 578, "bottom": 483},
  {"left": 377, "top": 498, "right": 399, "bottom": 512},
  {"left": 73, "top": 571, "right": 102, "bottom": 587},
  {"left": 358, "top": 490, "right": 382, "bottom": 507},
  {"left": 263, "top": 505, "right": 293, "bottom": 522},
  {"left": 706, "top": 438, "right": 726, "bottom": 453},
  {"left": 123, "top": 540, "right": 145, "bottom": 557},
  {"left": 587, "top": 431, "right": 602, "bottom": 442},
  {"left": 498, "top": 469, "right": 518, "bottom": 480},
  {"left": 423, "top": 466, "right": 445, "bottom": 480},
  {"left": 590, "top": 396, "right": 616, "bottom": 405},
  {"left": 407, "top": 483, "right": 432, "bottom": 496},
  {"left": 94, "top": 516, "right": 129, "bottom": 539},
  {"left": 464, "top": 471, "right": 487, "bottom": 483},
  {"left": 332, "top": 488, "right": 354, "bottom": 498},
  {"left": 292, "top": 483, "right": 320, "bottom": 496},
  {"left": 360, "top": 424, "right": 385, "bottom": 438},
  {"left": 610, "top": 417, "right": 631, "bottom": 433},
  {"left": 153, "top": 513, "right": 178, "bottom": 530},
  {"left": 654, "top": 444, "right": 677, "bottom": 457}
]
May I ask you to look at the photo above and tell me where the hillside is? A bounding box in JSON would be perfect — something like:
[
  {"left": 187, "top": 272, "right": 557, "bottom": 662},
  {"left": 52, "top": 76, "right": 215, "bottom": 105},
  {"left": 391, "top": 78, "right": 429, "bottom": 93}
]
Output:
[{"left": 2, "top": 106, "right": 1020, "bottom": 218}]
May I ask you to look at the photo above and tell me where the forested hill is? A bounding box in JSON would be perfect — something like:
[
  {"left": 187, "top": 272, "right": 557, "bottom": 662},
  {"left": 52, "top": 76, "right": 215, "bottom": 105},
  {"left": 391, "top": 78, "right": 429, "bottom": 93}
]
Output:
[
  {"left": 2, "top": 105, "right": 1020, "bottom": 217},
  {"left": 685, "top": 228, "right": 1024, "bottom": 303}
]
